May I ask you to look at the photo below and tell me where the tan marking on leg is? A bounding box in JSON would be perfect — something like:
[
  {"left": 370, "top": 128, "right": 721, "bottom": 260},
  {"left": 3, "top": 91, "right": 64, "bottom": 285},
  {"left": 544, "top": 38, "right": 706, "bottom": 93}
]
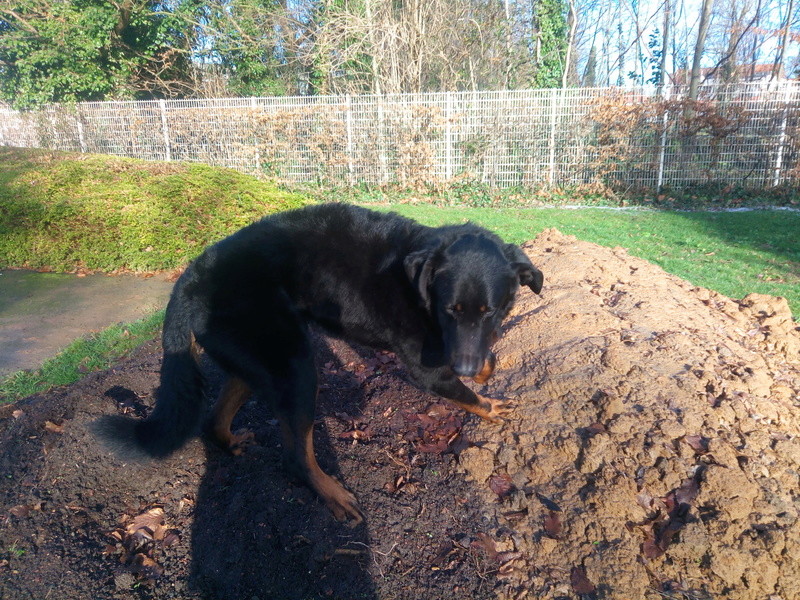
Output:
[
  {"left": 211, "top": 377, "right": 253, "bottom": 455},
  {"left": 472, "top": 352, "right": 496, "bottom": 385},
  {"left": 298, "top": 426, "right": 363, "bottom": 525},
  {"left": 189, "top": 333, "right": 202, "bottom": 362}
]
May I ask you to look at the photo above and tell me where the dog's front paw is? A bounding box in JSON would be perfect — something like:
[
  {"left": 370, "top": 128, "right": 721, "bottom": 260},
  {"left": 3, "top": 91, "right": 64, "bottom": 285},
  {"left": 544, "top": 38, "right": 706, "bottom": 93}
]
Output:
[{"left": 476, "top": 395, "right": 514, "bottom": 423}]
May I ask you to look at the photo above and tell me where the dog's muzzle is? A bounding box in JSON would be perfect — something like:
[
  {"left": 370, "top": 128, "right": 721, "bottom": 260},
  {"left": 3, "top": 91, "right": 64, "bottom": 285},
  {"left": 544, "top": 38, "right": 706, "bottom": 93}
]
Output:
[{"left": 452, "top": 354, "right": 485, "bottom": 378}]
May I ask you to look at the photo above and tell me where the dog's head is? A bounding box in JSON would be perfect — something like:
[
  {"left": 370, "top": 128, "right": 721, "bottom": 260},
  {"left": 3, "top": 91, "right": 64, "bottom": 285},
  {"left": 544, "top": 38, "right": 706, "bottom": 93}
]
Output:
[{"left": 405, "top": 233, "right": 542, "bottom": 378}]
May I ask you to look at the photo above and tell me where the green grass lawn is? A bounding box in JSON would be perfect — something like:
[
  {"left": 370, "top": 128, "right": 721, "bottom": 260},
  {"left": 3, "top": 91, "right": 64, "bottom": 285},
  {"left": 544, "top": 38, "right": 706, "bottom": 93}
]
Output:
[
  {"left": 1, "top": 148, "right": 797, "bottom": 403},
  {"left": 379, "top": 205, "right": 800, "bottom": 317}
]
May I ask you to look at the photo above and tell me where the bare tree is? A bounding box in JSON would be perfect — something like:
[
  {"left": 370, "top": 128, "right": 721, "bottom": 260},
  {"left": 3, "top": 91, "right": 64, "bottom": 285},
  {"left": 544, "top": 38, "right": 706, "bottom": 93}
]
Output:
[
  {"left": 688, "top": 0, "right": 714, "bottom": 102},
  {"left": 772, "top": 0, "right": 795, "bottom": 80},
  {"left": 562, "top": 0, "right": 579, "bottom": 87},
  {"left": 657, "top": 0, "right": 671, "bottom": 90}
]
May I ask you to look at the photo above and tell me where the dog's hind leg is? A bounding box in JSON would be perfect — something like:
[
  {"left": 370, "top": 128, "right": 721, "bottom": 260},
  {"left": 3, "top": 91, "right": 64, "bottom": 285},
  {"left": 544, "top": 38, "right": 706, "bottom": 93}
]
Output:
[
  {"left": 210, "top": 376, "right": 254, "bottom": 455},
  {"left": 199, "top": 306, "right": 362, "bottom": 525},
  {"left": 273, "top": 354, "right": 363, "bottom": 526}
]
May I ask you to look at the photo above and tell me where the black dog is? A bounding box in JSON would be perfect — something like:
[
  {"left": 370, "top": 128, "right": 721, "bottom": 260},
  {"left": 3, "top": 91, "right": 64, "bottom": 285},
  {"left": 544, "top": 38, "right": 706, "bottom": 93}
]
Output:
[{"left": 99, "top": 204, "right": 542, "bottom": 524}]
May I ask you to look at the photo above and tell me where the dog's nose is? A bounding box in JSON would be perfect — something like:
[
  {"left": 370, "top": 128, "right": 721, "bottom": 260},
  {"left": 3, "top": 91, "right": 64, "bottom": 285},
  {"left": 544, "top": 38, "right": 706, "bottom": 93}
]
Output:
[{"left": 452, "top": 356, "right": 483, "bottom": 378}]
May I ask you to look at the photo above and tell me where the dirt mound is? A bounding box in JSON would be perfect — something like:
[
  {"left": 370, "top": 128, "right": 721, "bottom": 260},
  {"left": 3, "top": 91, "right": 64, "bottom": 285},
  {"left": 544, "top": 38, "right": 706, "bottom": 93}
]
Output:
[
  {"left": 0, "top": 228, "right": 798, "bottom": 600},
  {"left": 458, "top": 229, "right": 800, "bottom": 599}
]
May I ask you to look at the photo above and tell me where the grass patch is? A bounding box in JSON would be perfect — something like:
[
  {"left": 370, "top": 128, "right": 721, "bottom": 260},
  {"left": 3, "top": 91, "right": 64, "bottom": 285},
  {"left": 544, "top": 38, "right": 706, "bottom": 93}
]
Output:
[
  {"left": 377, "top": 205, "right": 800, "bottom": 317},
  {"left": 0, "top": 147, "right": 307, "bottom": 272},
  {"left": 296, "top": 180, "right": 800, "bottom": 211},
  {"left": 0, "top": 310, "right": 164, "bottom": 404}
]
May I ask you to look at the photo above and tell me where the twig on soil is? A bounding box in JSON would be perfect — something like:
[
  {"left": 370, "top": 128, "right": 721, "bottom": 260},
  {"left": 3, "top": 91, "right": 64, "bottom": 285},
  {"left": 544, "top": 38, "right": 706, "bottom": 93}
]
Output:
[
  {"left": 650, "top": 586, "right": 712, "bottom": 600},
  {"left": 346, "top": 541, "right": 399, "bottom": 578},
  {"left": 383, "top": 448, "right": 412, "bottom": 476}
]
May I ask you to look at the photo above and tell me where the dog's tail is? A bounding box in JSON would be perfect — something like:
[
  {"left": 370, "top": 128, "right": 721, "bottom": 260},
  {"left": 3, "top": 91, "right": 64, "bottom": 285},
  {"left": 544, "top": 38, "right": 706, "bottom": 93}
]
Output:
[{"left": 94, "top": 280, "right": 206, "bottom": 459}]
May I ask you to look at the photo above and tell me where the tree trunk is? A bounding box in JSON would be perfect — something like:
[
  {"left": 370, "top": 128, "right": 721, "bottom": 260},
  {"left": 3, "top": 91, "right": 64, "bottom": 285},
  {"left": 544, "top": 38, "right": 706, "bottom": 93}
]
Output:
[
  {"left": 688, "top": 0, "right": 713, "bottom": 103},
  {"left": 771, "top": 0, "right": 794, "bottom": 81},
  {"left": 657, "top": 0, "right": 670, "bottom": 91},
  {"left": 561, "top": 0, "right": 577, "bottom": 88}
]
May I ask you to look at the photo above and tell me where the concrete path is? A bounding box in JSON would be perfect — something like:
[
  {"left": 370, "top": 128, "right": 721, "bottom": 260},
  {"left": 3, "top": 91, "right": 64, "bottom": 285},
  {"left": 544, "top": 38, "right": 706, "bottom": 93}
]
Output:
[{"left": 0, "top": 270, "right": 173, "bottom": 378}]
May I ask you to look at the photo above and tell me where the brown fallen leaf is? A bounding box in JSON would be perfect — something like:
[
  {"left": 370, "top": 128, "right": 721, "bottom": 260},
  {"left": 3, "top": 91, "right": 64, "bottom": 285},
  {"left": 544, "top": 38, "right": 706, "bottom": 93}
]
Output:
[
  {"left": 9, "top": 505, "right": 30, "bottom": 518},
  {"left": 130, "top": 553, "right": 164, "bottom": 579},
  {"left": 128, "top": 507, "right": 167, "bottom": 541},
  {"left": 44, "top": 420, "right": 64, "bottom": 434},
  {"left": 544, "top": 510, "right": 562, "bottom": 539},
  {"left": 672, "top": 476, "right": 700, "bottom": 506},
  {"left": 570, "top": 565, "right": 597, "bottom": 594},
  {"left": 488, "top": 472, "right": 515, "bottom": 499},
  {"left": 470, "top": 532, "right": 498, "bottom": 561},
  {"left": 430, "top": 540, "right": 457, "bottom": 570},
  {"left": 642, "top": 476, "right": 699, "bottom": 560},
  {"left": 684, "top": 435, "right": 709, "bottom": 455}
]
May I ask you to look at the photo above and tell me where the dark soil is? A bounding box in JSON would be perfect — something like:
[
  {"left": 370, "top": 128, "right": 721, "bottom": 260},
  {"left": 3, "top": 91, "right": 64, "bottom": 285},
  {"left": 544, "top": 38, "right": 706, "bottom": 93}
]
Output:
[{"left": 0, "top": 333, "right": 511, "bottom": 600}]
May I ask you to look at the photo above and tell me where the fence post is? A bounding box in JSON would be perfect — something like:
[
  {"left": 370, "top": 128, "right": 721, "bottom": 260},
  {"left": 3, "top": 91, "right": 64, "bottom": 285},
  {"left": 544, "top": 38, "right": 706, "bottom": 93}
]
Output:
[
  {"left": 548, "top": 88, "right": 559, "bottom": 186},
  {"left": 76, "top": 109, "right": 87, "bottom": 153},
  {"left": 377, "top": 95, "right": 389, "bottom": 184},
  {"left": 656, "top": 86, "right": 671, "bottom": 192},
  {"left": 445, "top": 92, "right": 453, "bottom": 180},
  {"left": 159, "top": 99, "right": 171, "bottom": 162},
  {"left": 346, "top": 95, "right": 354, "bottom": 185},
  {"left": 251, "top": 97, "right": 261, "bottom": 173},
  {"left": 773, "top": 83, "right": 792, "bottom": 187}
]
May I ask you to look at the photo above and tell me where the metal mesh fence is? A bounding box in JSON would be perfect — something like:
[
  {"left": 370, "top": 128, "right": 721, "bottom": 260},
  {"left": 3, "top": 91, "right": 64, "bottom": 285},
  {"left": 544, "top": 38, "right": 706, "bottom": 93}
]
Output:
[{"left": 1, "top": 82, "right": 798, "bottom": 190}]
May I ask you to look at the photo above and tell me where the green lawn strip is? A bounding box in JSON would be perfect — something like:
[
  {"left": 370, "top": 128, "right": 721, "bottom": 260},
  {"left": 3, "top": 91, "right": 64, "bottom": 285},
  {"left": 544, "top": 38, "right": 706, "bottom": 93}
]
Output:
[
  {"left": 378, "top": 205, "right": 800, "bottom": 318},
  {"left": 0, "top": 310, "right": 164, "bottom": 404}
]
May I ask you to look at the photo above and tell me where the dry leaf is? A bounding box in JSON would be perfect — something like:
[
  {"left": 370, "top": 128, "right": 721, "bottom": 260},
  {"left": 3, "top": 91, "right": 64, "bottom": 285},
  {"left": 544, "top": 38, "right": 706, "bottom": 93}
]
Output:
[
  {"left": 470, "top": 533, "right": 498, "bottom": 561},
  {"left": 130, "top": 553, "right": 164, "bottom": 579},
  {"left": 570, "top": 565, "right": 597, "bottom": 594},
  {"left": 9, "top": 505, "right": 30, "bottom": 518},
  {"left": 488, "top": 473, "right": 515, "bottom": 499},
  {"left": 44, "top": 421, "right": 64, "bottom": 434},
  {"left": 128, "top": 507, "right": 166, "bottom": 536},
  {"left": 684, "top": 435, "right": 709, "bottom": 455},
  {"left": 544, "top": 510, "right": 562, "bottom": 539}
]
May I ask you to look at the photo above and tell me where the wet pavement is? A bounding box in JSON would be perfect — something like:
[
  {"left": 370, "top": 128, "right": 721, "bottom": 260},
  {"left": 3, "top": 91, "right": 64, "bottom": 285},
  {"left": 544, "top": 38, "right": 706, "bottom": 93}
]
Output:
[{"left": 0, "top": 270, "right": 173, "bottom": 377}]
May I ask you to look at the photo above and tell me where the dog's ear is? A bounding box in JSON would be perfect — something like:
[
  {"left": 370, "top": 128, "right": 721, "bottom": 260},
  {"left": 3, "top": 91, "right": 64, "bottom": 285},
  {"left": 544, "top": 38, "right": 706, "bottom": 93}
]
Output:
[
  {"left": 404, "top": 248, "right": 437, "bottom": 310},
  {"left": 504, "top": 244, "right": 544, "bottom": 294}
]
